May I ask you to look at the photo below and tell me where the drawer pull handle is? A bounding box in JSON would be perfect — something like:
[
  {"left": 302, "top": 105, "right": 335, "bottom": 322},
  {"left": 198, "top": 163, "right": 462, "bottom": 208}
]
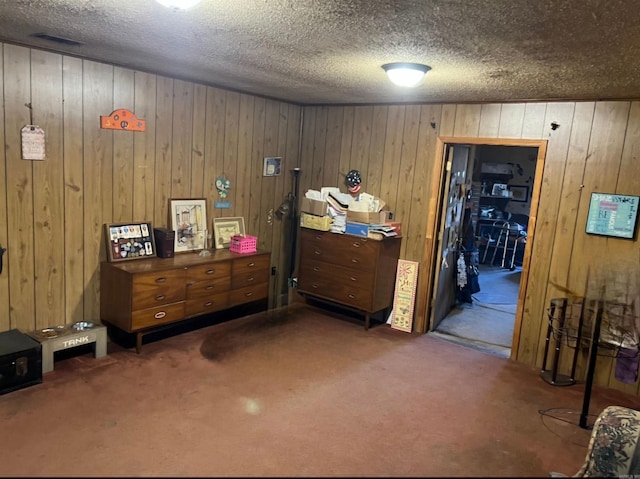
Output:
[
  {"left": 206, "top": 269, "right": 215, "bottom": 274},
  {"left": 247, "top": 277, "right": 255, "bottom": 282},
  {"left": 154, "top": 311, "right": 166, "bottom": 319},
  {"left": 248, "top": 262, "right": 255, "bottom": 267},
  {"left": 155, "top": 294, "right": 165, "bottom": 301},
  {"left": 314, "top": 235, "right": 322, "bottom": 240},
  {"left": 314, "top": 250, "right": 321, "bottom": 255},
  {"left": 353, "top": 242, "right": 361, "bottom": 247},
  {"left": 350, "top": 276, "right": 358, "bottom": 281},
  {"left": 351, "top": 258, "right": 359, "bottom": 263},
  {"left": 348, "top": 294, "right": 356, "bottom": 299},
  {"left": 312, "top": 284, "right": 319, "bottom": 289},
  {"left": 205, "top": 301, "right": 213, "bottom": 307},
  {"left": 245, "top": 291, "right": 254, "bottom": 297},
  {"left": 205, "top": 285, "right": 214, "bottom": 290},
  {"left": 155, "top": 277, "right": 167, "bottom": 283},
  {"left": 313, "top": 266, "right": 320, "bottom": 272}
]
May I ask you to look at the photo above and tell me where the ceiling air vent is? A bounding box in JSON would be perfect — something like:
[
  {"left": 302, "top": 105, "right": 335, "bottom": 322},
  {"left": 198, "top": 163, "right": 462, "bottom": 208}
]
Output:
[{"left": 32, "top": 33, "right": 84, "bottom": 47}]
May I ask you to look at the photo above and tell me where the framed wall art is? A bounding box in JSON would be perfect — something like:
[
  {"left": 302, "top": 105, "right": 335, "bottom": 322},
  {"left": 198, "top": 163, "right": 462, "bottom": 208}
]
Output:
[
  {"left": 213, "top": 217, "right": 245, "bottom": 249},
  {"left": 586, "top": 192, "right": 639, "bottom": 239},
  {"left": 508, "top": 185, "right": 529, "bottom": 202},
  {"left": 169, "top": 198, "right": 208, "bottom": 253},
  {"left": 263, "top": 157, "right": 282, "bottom": 177},
  {"left": 104, "top": 221, "right": 156, "bottom": 262}
]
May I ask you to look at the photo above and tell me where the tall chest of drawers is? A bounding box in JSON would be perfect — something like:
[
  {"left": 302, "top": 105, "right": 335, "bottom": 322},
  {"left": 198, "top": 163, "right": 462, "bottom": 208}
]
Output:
[
  {"left": 100, "top": 250, "right": 270, "bottom": 352},
  {"left": 297, "top": 229, "right": 401, "bottom": 329}
]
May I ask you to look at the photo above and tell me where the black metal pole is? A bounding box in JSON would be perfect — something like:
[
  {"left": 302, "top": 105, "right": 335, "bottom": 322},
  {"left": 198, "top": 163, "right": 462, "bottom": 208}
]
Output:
[
  {"left": 288, "top": 168, "right": 301, "bottom": 279},
  {"left": 580, "top": 300, "right": 603, "bottom": 429}
]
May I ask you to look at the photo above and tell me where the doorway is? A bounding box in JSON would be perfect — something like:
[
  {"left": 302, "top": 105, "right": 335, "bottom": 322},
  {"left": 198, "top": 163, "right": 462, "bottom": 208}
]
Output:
[{"left": 422, "top": 137, "right": 548, "bottom": 360}]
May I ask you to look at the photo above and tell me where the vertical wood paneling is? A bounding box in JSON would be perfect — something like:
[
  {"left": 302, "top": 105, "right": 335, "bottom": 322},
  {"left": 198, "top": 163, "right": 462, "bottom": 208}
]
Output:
[
  {"left": 439, "top": 104, "right": 456, "bottom": 136},
  {"left": 453, "top": 104, "right": 481, "bottom": 137},
  {"left": 62, "top": 56, "right": 84, "bottom": 325},
  {"left": 132, "top": 71, "right": 157, "bottom": 222},
  {"left": 112, "top": 67, "right": 135, "bottom": 222},
  {"left": 248, "top": 97, "right": 265, "bottom": 235},
  {"left": 351, "top": 106, "right": 373, "bottom": 185},
  {"left": 235, "top": 93, "right": 255, "bottom": 225},
  {"left": 338, "top": 107, "right": 355, "bottom": 186},
  {"left": 0, "top": 45, "right": 9, "bottom": 332},
  {"left": 322, "top": 107, "right": 343, "bottom": 187},
  {"left": 5, "top": 44, "right": 35, "bottom": 331},
  {"left": 205, "top": 87, "right": 227, "bottom": 221},
  {"left": 478, "top": 104, "right": 501, "bottom": 137},
  {"left": 223, "top": 91, "right": 240, "bottom": 212},
  {"left": 310, "top": 107, "right": 328, "bottom": 191},
  {"left": 82, "top": 60, "right": 113, "bottom": 321},
  {"left": 31, "top": 49, "right": 64, "bottom": 330},
  {"left": 379, "top": 106, "right": 405, "bottom": 206},
  {"left": 170, "top": 80, "right": 193, "bottom": 198},
  {"left": 154, "top": 77, "right": 173, "bottom": 228},
  {"left": 522, "top": 103, "right": 548, "bottom": 138},
  {"left": 257, "top": 100, "right": 279, "bottom": 251},
  {"left": 498, "top": 103, "right": 526, "bottom": 137},
  {"left": 516, "top": 103, "right": 574, "bottom": 365},
  {"left": 190, "top": 84, "right": 207, "bottom": 199},
  {"left": 298, "top": 106, "right": 316, "bottom": 198},
  {"left": 365, "top": 106, "right": 388, "bottom": 198}
]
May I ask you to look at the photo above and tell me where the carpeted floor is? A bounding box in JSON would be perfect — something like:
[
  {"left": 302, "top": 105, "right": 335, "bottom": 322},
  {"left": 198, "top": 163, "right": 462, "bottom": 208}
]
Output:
[{"left": 2, "top": 302, "right": 640, "bottom": 477}]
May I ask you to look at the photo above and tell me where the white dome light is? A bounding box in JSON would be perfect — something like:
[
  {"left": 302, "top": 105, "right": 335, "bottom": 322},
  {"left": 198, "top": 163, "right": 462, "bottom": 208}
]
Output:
[
  {"left": 382, "top": 63, "right": 431, "bottom": 88},
  {"left": 155, "top": 0, "right": 202, "bottom": 10}
]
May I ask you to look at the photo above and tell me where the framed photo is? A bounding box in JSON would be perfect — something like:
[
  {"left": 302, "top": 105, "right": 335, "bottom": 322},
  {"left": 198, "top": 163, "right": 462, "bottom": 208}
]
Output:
[
  {"left": 169, "top": 198, "right": 208, "bottom": 253},
  {"left": 263, "top": 157, "right": 282, "bottom": 177},
  {"left": 213, "top": 217, "right": 245, "bottom": 249},
  {"left": 104, "top": 221, "right": 156, "bottom": 262},
  {"left": 508, "top": 185, "right": 529, "bottom": 202},
  {"left": 586, "top": 192, "right": 639, "bottom": 239}
]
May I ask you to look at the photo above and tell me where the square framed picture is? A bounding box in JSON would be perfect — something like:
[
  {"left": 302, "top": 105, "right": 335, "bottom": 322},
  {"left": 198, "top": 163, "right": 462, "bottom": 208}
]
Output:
[
  {"left": 169, "top": 198, "right": 208, "bottom": 253},
  {"left": 263, "top": 157, "right": 282, "bottom": 177},
  {"left": 508, "top": 185, "right": 529, "bottom": 202},
  {"left": 104, "top": 221, "right": 156, "bottom": 262},
  {"left": 213, "top": 217, "right": 245, "bottom": 249},
  {"left": 586, "top": 192, "right": 639, "bottom": 239}
]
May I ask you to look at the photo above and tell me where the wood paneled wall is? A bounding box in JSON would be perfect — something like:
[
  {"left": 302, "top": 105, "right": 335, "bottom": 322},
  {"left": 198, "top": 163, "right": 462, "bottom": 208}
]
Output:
[
  {"left": 300, "top": 102, "right": 640, "bottom": 393},
  {"left": 0, "top": 43, "right": 301, "bottom": 334},
  {"left": 2, "top": 41, "right": 639, "bottom": 393}
]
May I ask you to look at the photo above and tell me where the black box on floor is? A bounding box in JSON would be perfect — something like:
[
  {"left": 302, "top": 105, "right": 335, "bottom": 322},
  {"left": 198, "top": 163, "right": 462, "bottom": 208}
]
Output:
[
  {"left": 0, "top": 329, "right": 42, "bottom": 395},
  {"left": 154, "top": 227, "right": 175, "bottom": 258}
]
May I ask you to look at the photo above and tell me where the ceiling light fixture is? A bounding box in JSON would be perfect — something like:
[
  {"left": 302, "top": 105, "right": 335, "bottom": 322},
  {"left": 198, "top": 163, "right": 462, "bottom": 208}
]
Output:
[
  {"left": 155, "top": 0, "right": 202, "bottom": 10},
  {"left": 382, "top": 63, "right": 431, "bottom": 87}
]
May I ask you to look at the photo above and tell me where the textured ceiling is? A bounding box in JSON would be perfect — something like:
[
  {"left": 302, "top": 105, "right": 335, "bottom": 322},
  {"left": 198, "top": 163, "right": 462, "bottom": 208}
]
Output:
[{"left": 1, "top": 0, "right": 640, "bottom": 105}]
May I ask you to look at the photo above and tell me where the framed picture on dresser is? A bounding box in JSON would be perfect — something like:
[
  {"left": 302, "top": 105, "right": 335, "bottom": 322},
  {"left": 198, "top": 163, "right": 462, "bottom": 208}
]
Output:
[
  {"left": 169, "top": 198, "right": 208, "bottom": 253},
  {"left": 104, "top": 221, "right": 156, "bottom": 262}
]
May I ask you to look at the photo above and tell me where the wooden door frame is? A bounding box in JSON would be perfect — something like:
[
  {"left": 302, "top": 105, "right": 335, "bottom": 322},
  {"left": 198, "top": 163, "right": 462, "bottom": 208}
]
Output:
[{"left": 416, "top": 136, "right": 548, "bottom": 360}]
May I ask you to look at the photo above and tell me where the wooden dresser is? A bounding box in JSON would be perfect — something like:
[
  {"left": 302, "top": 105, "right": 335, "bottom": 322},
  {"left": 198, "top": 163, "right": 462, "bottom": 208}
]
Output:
[
  {"left": 297, "top": 228, "right": 401, "bottom": 329},
  {"left": 100, "top": 250, "right": 270, "bottom": 352}
]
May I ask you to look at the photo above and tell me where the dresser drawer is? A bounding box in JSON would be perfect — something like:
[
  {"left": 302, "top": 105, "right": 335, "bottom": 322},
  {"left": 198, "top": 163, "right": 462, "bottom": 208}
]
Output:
[
  {"left": 185, "top": 292, "right": 229, "bottom": 317},
  {"left": 231, "top": 267, "right": 269, "bottom": 289},
  {"left": 131, "top": 301, "right": 185, "bottom": 330},
  {"left": 132, "top": 269, "right": 187, "bottom": 310},
  {"left": 232, "top": 254, "right": 271, "bottom": 275},
  {"left": 299, "top": 229, "right": 378, "bottom": 271},
  {"left": 187, "top": 261, "right": 232, "bottom": 281},
  {"left": 298, "top": 272, "right": 373, "bottom": 311},
  {"left": 299, "top": 259, "right": 375, "bottom": 290},
  {"left": 229, "top": 282, "right": 269, "bottom": 306},
  {"left": 187, "top": 277, "right": 231, "bottom": 300}
]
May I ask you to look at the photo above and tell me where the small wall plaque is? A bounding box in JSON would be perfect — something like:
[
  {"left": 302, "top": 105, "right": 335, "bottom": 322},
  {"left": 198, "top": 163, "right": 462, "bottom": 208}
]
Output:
[
  {"left": 21, "top": 125, "right": 46, "bottom": 160},
  {"left": 100, "top": 109, "right": 146, "bottom": 131}
]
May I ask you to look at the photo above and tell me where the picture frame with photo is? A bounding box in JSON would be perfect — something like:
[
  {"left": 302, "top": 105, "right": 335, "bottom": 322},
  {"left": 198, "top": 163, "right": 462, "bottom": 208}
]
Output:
[
  {"left": 508, "top": 185, "right": 529, "bottom": 202},
  {"left": 213, "top": 217, "right": 245, "bottom": 249},
  {"left": 263, "top": 157, "right": 282, "bottom": 177},
  {"left": 169, "top": 198, "right": 208, "bottom": 253},
  {"left": 104, "top": 221, "right": 156, "bottom": 262}
]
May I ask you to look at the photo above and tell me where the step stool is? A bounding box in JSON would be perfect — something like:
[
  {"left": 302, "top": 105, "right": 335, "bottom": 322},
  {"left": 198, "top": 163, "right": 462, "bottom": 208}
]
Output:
[{"left": 26, "top": 323, "right": 107, "bottom": 374}]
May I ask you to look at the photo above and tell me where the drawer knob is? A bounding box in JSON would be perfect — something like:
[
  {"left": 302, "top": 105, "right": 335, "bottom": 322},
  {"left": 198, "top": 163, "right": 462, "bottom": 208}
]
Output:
[
  {"left": 314, "top": 235, "right": 321, "bottom": 240},
  {"left": 245, "top": 291, "right": 254, "bottom": 297},
  {"left": 348, "top": 293, "right": 356, "bottom": 299},
  {"left": 351, "top": 258, "right": 359, "bottom": 264},
  {"left": 248, "top": 262, "right": 255, "bottom": 267},
  {"left": 205, "top": 285, "right": 214, "bottom": 290},
  {"left": 205, "top": 301, "right": 213, "bottom": 307},
  {"left": 350, "top": 276, "right": 358, "bottom": 282},
  {"left": 156, "top": 277, "right": 167, "bottom": 283},
  {"left": 206, "top": 269, "right": 215, "bottom": 274},
  {"left": 352, "top": 242, "right": 361, "bottom": 248},
  {"left": 155, "top": 294, "right": 165, "bottom": 301},
  {"left": 154, "top": 311, "right": 166, "bottom": 319},
  {"left": 247, "top": 277, "right": 255, "bottom": 282},
  {"left": 314, "top": 250, "right": 321, "bottom": 255},
  {"left": 312, "top": 284, "right": 319, "bottom": 289},
  {"left": 313, "top": 266, "right": 320, "bottom": 272}
]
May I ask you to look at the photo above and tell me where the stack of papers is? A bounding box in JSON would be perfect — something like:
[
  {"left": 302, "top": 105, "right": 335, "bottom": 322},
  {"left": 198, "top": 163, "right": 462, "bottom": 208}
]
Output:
[
  {"left": 327, "top": 195, "right": 347, "bottom": 233},
  {"left": 368, "top": 224, "right": 397, "bottom": 237}
]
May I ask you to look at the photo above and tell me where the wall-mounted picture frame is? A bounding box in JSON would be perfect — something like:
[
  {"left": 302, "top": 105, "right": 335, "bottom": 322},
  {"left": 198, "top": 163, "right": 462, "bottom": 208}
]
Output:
[
  {"left": 213, "top": 217, "right": 245, "bottom": 249},
  {"left": 586, "top": 192, "right": 639, "bottom": 239},
  {"left": 263, "top": 157, "right": 282, "bottom": 177},
  {"left": 104, "top": 221, "right": 156, "bottom": 262},
  {"left": 169, "top": 198, "right": 208, "bottom": 253},
  {"left": 508, "top": 185, "right": 529, "bottom": 202}
]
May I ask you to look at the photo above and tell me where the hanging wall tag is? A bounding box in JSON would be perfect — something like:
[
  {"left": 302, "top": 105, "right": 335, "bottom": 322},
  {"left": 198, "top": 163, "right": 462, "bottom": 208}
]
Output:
[{"left": 21, "top": 125, "right": 46, "bottom": 160}]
